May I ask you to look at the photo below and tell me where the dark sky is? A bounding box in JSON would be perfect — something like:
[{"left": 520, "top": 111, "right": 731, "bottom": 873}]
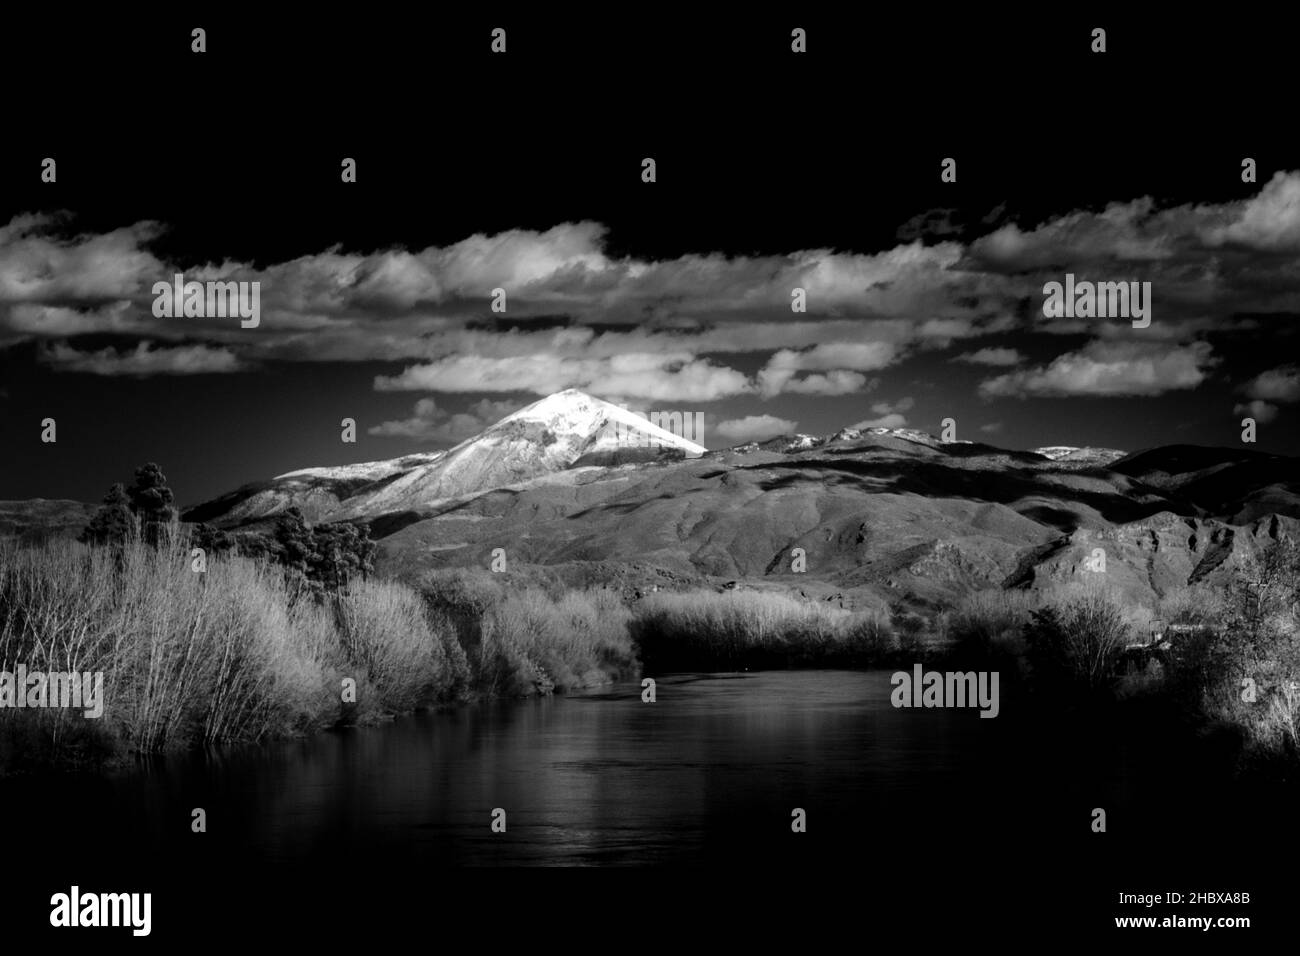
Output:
[{"left": 2, "top": 11, "right": 1297, "bottom": 506}]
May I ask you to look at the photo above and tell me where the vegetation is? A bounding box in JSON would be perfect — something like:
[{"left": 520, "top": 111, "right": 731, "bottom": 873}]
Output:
[
  {"left": 416, "top": 568, "right": 637, "bottom": 697},
  {"left": 0, "top": 528, "right": 469, "bottom": 772},
  {"left": 237, "top": 506, "right": 378, "bottom": 591},
  {"left": 81, "top": 463, "right": 177, "bottom": 546},
  {"left": 629, "top": 588, "right": 905, "bottom": 670},
  {"left": 939, "top": 539, "right": 1300, "bottom": 778},
  {"left": 11, "top": 462, "right": 1300, "bottom": 784},
  {"left": 0, "top": 533, "right": 637, "bottom": 773}
]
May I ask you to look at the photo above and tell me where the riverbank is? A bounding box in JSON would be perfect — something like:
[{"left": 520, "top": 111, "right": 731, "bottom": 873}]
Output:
[
  {"left": 0, "top": 536, "right": 638, "bottom": 774},
  {"left": 0, "top": 537, "right": 927, "bottom": 774},
  {"left": 4, "top": 534, "right": 1298, "bottom": 782}
]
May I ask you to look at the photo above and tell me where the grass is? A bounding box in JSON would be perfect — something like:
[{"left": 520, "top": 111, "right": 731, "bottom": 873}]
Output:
[
  {"left": 477, "top": 588, "right": 638, "bottom": 695},
  {"left": 937, "top": 554, "right": 1300, "bottom": 778},
  {"left": 0, "top": 530, "right": 468, "bottom": 771},
  {"left": 414, "top": 568, "right": 639, "bottom": 697},
  {"left": 629, "top": 588, "right": 906, "bottom": 670},
  {"left": 7, "top": 527, "right": 1298, "bottom": 783}
]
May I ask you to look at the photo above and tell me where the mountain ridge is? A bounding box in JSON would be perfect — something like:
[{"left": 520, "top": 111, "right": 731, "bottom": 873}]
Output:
[{"left": 6, "top": 390, "right": 1297, "bottom": 614}]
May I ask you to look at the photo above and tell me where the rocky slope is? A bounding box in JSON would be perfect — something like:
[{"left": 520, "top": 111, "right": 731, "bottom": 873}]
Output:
[
  {"left": 9, "top": 390, "right": 1296, "bottom": 614},
  {"left": 184, "top": 389, "right": 706, "bottom": 526}
]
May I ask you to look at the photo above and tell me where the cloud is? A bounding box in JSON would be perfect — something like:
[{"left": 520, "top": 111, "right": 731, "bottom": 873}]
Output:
[
  {"left": 852, "top": 396, "right": 914, "bottom": 429},
  {"left": 853, "top": 413, "right": 908, "bottom": 429},
  {"left": 756, "top": 341, "right": 897, "bottom": 397},
  {"left": 1240, "top": 364, "right": 1300, "bottom": 403},
  {"left": 715, "top": 415, "right": 798, "bottom": 444},
  {"left": 968, "top": 197, "right": 1176, "bottom": 270},
  {"left": 0, "top": 215, "right": 164, "bottom": 303},
  {"left": 1234, "top": 400, "right": 1279, "bottom": 424},
  {"left": 375, "top": 352, "right": 753, "bottom": 403},
  {"left": 41, "top": 341, "right": 245, "bottom": 376},
  {"left": 369, "top": 397, "right": 520, "bottom": 444},
  {"left": 978, "top": 340, "right": 1218, "bottom": 399},
  {"left": 869, "top": 396, "right": 914, "bottom": 416},
  {"left": 979, "top": 422, "right": 1003, "bottom": 433},
  {"left": 896, "top": 208, "right": 963, "bottom": 241},
  {"left": 1208, "top": 171, "right": 1300, "bottom": 251},
  {"left": 4, "top": 179, "right": 1300, "bottom": 438},
  {"left": 952, "top": 347, "right": 1024, "bottom": 367}
]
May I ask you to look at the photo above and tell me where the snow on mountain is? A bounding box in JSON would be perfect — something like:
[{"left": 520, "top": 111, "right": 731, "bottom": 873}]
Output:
[
  {"left": 331, "top": 390, "right": 704, "bottom": 518},
  {"left": 1033, "top": 446, "right": 1084, "bottom": 461},
  {"left": 860, "top": 427, "right": 972, "bottom": 448},
  {"left": 192, "top": 389, "right": 707, "bottom": 526},
  {"left": 1032, "top": 445, "right": 1127, "bottom": 466},
  {"left": 279, "top": 452, "right": 447, "bottom": 483}
]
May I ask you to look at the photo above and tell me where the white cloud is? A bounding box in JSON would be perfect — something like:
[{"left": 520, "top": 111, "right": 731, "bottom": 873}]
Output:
[
  {"left": 1240, "top": 364, "right": 1300, "bottom": 403},
  {"left": 853, "top": 396, "right": 913, "bottom": 429},
  {"left": 0, "top": 215, "right": 164, "bottom": 303},
  {"left": 953, "top": 347, "right": 1024, "bottom": 367},
  {"left": 369, "top": 397, "right": 519, "bottom": 443},
  {"left": 41, "top": 341, "right": 244, "bottom": 376},
  {"left": 375, "top": 352, "right": 753, "bottom": 403},
  {"left": 853, "top": 413, "right": 908, "bottom": 429},
  {"left": 756, "top": 342, "right": 896, "bottom": 397},
  {"left": 715, "top": 415, "right": 797, "bottom": 444},
  {"left": 869, "top": 396, "right": 914, "bottom": 416},
  {"left": 1209, "top": 171, "right": 1300, "bottom": 251},
  {"left": 969, "top": 197, "right": 1175, "bottom": 269},
  {"left": 1234, "top": 400, "right": 1279, "bottom": 424},
  {"left": 979, "top": 340, "right": 1217, "bottom": 399}
]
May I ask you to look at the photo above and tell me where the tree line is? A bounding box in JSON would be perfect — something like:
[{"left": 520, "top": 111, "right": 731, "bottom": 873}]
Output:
[{"left": 80, "top": 463, "right": 376, "bottom": 590}]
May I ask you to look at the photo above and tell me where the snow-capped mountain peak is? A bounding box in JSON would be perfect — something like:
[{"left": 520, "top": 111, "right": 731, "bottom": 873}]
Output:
[{"left": 200, "top": 389, "right": 707, "bottom": 526}]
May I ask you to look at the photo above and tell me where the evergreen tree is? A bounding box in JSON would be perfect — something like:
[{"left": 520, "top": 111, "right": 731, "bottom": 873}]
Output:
[
  {"left": 190, "top": 522, "right": 235, "bottom": 556},
  {"left": 127, "top": 463, "right": 177, "bottom": 529},
  {"left": 272, "top": 507, "right": 321, "bottom": 578},
  {"left": 79, "top": 483, "right": 135, "bottom": 545}
]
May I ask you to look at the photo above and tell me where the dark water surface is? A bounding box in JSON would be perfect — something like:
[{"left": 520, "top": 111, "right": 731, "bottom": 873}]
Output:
[
  {"left": 6, "top": 670, "right": 1291, "bottom": 938},
  {"left": 9, "top": 670, "right": 1268, "bottom": 862}
]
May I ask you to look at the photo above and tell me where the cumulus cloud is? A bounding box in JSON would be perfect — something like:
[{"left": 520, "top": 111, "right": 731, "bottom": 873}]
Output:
[
  {"left": 0, "top": 215, "right": 164, "bottom": 303},
  {"left": 870, "top": 396, "right": 914, "bottom": 416},
  {"left": 852, "top": 396, "right": 914, "bottom": 429},
  {"left": 376, "top": 352, "right": 753, "bottom": 403},
  {"left": 756, "top": 341, "right": 897, "bottom": 397},
  {"left": 968, "top": 197, "right": 1176, "bottom": 270},
  {"left": 952, "top": 347, "right": 1024, "bottom": 366},
  {"left": 715, "top": 415, "right": 798, "bottom": 444},
  {"left": 979, "top": 340, "right": 1217, "bottom": 399},
  {"left": 1240, "top": 364, "right": 1300, "bottom": 403},
  {"left": 3, "top": 178, "right": 1300, "bottom": 423},
  {"left": 369, "top": 397, "right": 520, "bottom": 444},
  {"left": 40, "top": 341, "right": 245, "bottom": 376},
  {"left": 1208, "top": 171, "right": 1300, "bottom": 251},
  {"left": 853, "top": 413, "right": 908, "bottom": 429},
  {"left": 1234, "top": 400, "right": 1279, "bottom": 424}
]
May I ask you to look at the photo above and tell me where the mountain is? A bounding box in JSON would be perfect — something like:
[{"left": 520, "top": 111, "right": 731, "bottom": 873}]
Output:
[
  {"left": 1110, "top": 445, "right": 1300, "bottom": 524},
  {"left": 1031, "top": 446, "right": 1128, "bottom": 467},
  {"left": 357, "top": 419, "right": 1297, "bottom": 612},
  {"left": 184, "top": 389, "right": 707, "bottom": 527},
  {"left": 0, "top": 499, "right": 97, "bottom": 543},
  {"left": 8, "top": 390, "right": 1296, "bottom": 614}
]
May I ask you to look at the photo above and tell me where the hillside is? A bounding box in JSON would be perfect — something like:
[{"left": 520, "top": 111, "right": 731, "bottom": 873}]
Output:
[{"left": 8, "top": 390, "right": 1297, "bottom": 614}]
